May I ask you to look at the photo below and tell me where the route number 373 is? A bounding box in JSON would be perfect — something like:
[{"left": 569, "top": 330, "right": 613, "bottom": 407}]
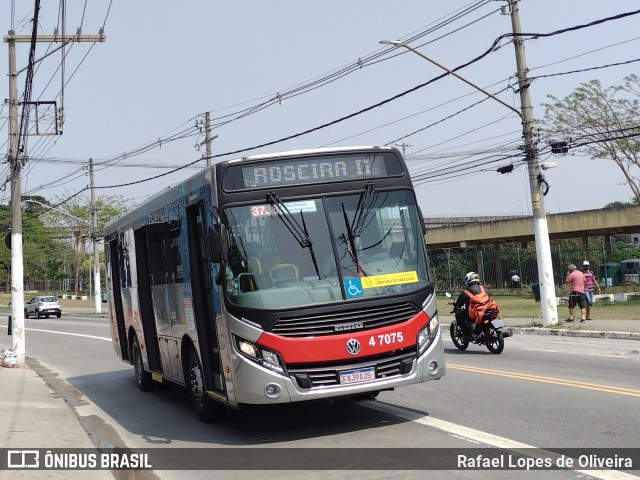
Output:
[{"left": 368, "top": 332, "right": 404, "bottom": 347}]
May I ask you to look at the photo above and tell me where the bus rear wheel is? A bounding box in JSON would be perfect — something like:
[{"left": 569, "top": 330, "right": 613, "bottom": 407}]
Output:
[{"left": 187, "top": 349, "right": 223, "bottom": 423}]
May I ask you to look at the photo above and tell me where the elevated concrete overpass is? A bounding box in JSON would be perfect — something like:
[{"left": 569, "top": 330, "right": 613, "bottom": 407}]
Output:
[
  {"left": 424, "top": 205, "right": 640, "bottom": 286},
  {"left": 425, "top": 205, "right": 640, "bottom": 250}
]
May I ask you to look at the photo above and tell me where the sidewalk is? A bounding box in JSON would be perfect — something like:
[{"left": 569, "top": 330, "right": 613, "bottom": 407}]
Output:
[{"left": 0, "top": 360, "right": 112, "bottom": 479}]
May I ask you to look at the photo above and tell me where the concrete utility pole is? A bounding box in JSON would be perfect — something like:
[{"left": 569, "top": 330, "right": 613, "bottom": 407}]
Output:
[
  {"left": 395, "top": 142, "right": 412, "bottom": 158},
  {"left": 200, "top": 112, "right": 218, "bottom": 167},
  {"left": 4, "top": 29, "right": 106, "bottom": 367},
  {"left": 90, "top": 158, "right": 101, "bottom": 314},
  {"left": 7, "top": 30, "right": 25, "bottom": 367},
  {"left": 380, "top": 28, "right": 558, "bottom": 326},
  {"left": 508, "top": 0, "right": 558, "bottom": 326},
  {"left": 204, "top": 112, "right": 212, "bottom": 166}
]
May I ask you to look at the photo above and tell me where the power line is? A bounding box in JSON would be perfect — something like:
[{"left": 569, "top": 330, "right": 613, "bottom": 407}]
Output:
[
  {"left": 11, "top": 5, "right": 640, "bottom": 196},
  {"left": 530, "top": 58, "right": 640, "bottom": 81}
]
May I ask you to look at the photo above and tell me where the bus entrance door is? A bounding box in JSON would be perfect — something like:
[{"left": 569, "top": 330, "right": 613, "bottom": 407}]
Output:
[{"left": 187, "top": 202, "right": 225, "bottom": 395}]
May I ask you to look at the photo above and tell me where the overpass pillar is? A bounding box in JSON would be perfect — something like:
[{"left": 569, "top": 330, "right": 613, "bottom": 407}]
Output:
[
  {"left": 604, "top": 234, "right": 613, "bottom": 261},
  {"left": 495, "top": 242, "right": 503, "bottom": 288},
  {"left": 582, "top": 235, "right": 590, "bottom": 263}
]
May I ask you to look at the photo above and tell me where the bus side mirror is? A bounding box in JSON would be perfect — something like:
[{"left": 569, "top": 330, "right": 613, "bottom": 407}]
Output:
[{"left": 207, "top": 225, "right": 222, "bottom": 263}]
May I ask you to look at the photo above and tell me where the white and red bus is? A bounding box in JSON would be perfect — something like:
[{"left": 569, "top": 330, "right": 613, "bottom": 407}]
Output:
[{"left": 104, "top": 146, "right": 445, "bottom": 421}]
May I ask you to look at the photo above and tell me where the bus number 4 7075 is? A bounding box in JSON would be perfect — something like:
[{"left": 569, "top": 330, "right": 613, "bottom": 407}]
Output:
[{"left": 369, "top": 332, "right": 404, "bottom": 347}]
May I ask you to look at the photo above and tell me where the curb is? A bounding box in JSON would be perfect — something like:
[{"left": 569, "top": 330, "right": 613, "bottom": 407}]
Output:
[
  {"left": 441, "top": 324, "right": 640, "bottom": 341},
  {"left": 509, "top": 326, "right": 640, "bottom": 341}
]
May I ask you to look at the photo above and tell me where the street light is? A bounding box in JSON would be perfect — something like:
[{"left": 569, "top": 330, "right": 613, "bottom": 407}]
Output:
[
  {"left": 379, "top": 40, "right": 523, "bottom": 122},
  {"left": 380, "top": 39, "right": 558, "bottom": 326}
]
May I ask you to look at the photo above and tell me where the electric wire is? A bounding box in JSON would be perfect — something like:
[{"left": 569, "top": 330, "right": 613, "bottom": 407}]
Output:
[{"left": 8, "top": 5, "right": 640, "bottom": 196}]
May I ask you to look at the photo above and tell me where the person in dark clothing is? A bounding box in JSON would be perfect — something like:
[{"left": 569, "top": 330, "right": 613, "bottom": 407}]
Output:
[{"left": 453, "top": 271, "right": 489, "bottom": 340}]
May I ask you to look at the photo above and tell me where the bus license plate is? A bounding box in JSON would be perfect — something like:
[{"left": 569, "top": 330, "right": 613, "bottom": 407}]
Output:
[
  {"left": 339, "top": 367, "right": 375, "bottom": 385},
  {"left": 492, "top": 319, "right": 505, "bottom": 329}
]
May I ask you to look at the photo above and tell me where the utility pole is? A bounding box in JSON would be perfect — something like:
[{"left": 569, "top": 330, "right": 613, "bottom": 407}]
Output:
[
  {"left": 199, "top": 112, "right": 217, "bottom": 167},
  {"left": 380, "top": 32, "right": 558, "bottom": 325},
  {"left": 90, "top": 158, "right": 101, "bottom": 314},
  {"left": 395, "top": 142, "right": 412, "bottom": 158},
  {"left": 7, "top": 29, "right": 25, "bottom": 367},
  {"left": 508, "top": 0, "right": 558, "bottom": 326},
  {"left": 204, "top": 112, "right": 212, "bottom": 166},
  {"left": 4, "top": 28, "right": 106, "bottom": 367}
]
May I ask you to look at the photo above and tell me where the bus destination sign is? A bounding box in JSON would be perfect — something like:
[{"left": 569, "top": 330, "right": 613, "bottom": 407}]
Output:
[{"left": 222, "top": 153, "right": 403, "bottom": 191}]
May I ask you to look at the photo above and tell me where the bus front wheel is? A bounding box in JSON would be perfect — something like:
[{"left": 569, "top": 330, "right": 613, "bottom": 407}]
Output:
[
  {"left": 187, "top": 349, "right": 223, "bottom": 423},
  {"left": 132, "top": 336, "right": 154, "bottom": 391}
]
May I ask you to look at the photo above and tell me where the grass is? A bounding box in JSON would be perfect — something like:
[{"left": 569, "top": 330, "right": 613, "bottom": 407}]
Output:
[{"left": 437, "top": 295, "right": 640, "bottom": 321}]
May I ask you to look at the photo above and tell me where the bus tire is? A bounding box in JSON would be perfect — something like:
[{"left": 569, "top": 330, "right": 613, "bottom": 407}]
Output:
[
  {"left": 132, "top": 336, "right": 154, "bottom": 391},
  {"left": 187, "top": 349, "right": 222, "bottom": 423}
]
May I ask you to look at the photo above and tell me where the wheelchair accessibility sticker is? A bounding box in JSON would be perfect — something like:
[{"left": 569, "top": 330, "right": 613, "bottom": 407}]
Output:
[
  {"left": 344, "top": 271, "right": 418, "bottom": 298},
  {"left": 344, "top": 278, "right": 364, "bottom": 298}
]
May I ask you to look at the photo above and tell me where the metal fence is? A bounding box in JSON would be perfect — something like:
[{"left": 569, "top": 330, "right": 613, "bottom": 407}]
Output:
[
  {"left": 428, "top": 242, "right": 640, "bottom": 292},
  {"left": 13, "top": 277, "right": 95, "bottom": 296},
  {"left": 8, "top": 243, "right": 640, "bottom": 296}
]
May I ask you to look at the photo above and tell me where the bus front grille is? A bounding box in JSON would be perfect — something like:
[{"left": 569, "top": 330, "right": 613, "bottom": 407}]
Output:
[
  {"left": 288, "top": 351, "right": 416, "bottom": 389},
  {"left": 271, "top": 302, "right": 419, "bottom": 337}
]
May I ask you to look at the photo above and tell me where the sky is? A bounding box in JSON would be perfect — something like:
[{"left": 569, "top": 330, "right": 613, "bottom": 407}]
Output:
[{"left": 2, "top": 0, "right": 639, "bottom": 218}]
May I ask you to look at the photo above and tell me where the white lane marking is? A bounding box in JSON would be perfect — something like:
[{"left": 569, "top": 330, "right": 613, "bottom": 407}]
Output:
[
  {"left": 588, "top": 353, "right": 631, "bottom": 358},
  {"left": 446, "top": 336, "right": 633, "bottom": 359},
  {"left": 1, "top": 324, "right": 112, "bottom": 342},
  {"left": 361, "top": 400, "right": 639, "bottom": 480}
]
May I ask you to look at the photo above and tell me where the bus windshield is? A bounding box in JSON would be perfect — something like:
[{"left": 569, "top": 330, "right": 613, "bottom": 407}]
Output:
[{"left": 220, "top": 188, "right": 430, "bottom": 309}]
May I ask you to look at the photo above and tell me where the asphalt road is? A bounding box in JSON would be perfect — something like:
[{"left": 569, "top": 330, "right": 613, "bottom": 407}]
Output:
[{"left": 5, "top": 315, "right": 639, "bottom": 480}]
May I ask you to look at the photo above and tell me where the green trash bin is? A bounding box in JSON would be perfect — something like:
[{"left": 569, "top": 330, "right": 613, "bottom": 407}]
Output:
[
  {"left": 531, "top": 282, "right": 540, "bottom": 302},
  {"left": 599, "top": 262, "right": 619, "bottom": 287}
]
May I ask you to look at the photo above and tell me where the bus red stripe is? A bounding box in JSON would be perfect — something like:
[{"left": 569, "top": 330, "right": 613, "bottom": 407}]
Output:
[{"left": 256, "top": 311, "right": 429, "bottom": 363}]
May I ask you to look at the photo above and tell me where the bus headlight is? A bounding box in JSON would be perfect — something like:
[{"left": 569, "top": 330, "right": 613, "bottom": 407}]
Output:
[
  {"left": 417, "top": 315, "right": 439, "bottom": 354},
  {"left": 234, "top": 336, "right": 286, "bottom": 374}
]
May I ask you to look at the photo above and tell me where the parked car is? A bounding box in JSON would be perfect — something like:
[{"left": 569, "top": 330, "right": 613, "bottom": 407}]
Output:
[{"left": 24, "top": 295, "right": 61, "bottom": 318}]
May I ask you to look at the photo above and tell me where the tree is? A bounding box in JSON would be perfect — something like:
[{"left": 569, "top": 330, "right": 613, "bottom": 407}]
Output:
[
  {"left": 540, "top": 75, "right": 640, "bottom": 203},
  {"left": 0, "top": 204, "right": 61, "bottom": 291},
  {"left": 38, "top": 194, "right": 132, "bottom": 294}
]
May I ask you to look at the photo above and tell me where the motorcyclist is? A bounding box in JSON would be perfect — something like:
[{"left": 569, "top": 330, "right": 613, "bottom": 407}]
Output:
[{"left": 453, "top": 272, "right": 489, "bottom": 340}]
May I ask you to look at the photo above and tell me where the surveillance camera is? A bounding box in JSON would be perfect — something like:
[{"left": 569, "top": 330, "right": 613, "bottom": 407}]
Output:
[{"left": 541, "top": 162, "right": 558, "bottom": 170}]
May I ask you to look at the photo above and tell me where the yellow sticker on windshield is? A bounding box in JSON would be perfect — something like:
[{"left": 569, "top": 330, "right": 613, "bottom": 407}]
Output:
[{"left": 361, "top": 271, "right": 418, "bottom": 289}]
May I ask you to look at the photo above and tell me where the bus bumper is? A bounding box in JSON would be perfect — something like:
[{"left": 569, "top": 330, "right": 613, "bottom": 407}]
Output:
[{"left": 230, "top": 327, "right": 445, "bottom": 405}]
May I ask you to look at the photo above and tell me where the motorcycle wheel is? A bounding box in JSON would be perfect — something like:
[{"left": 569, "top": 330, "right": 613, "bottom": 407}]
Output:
[
  {"left": 450, "top": 322, "right": 469, "bottom": 350},
  {"left": 485, "top": 329, "right": 504, "bottom": 354}
]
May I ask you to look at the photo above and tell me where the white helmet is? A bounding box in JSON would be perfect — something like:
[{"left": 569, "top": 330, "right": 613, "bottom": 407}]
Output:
[
  {"left": 583, "top": 260, "right": 590, "bottom": 266},
  {"left": 464, "top": 272, "right": 480, "bottom": 287}
]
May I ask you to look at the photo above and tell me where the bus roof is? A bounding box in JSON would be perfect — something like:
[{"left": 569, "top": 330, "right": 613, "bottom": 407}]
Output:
[{"left": 225, "top": 145, "right": 389, "bottom": 165}]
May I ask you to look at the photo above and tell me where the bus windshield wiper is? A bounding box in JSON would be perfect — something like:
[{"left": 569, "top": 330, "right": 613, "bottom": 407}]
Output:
[
  {"left": 341, "top": 203, "right": 366, "bottom": 277},
  {"left": 352, "top": 181, "right": 376, "bottom": 237},
  {"left": 266, "top": 192, "right": 320, "bottom": 280}
]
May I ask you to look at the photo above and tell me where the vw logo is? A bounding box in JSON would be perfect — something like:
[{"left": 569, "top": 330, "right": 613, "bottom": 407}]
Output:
[{"left": 346, "top": 338, "right": 361, "bottom": 355}]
